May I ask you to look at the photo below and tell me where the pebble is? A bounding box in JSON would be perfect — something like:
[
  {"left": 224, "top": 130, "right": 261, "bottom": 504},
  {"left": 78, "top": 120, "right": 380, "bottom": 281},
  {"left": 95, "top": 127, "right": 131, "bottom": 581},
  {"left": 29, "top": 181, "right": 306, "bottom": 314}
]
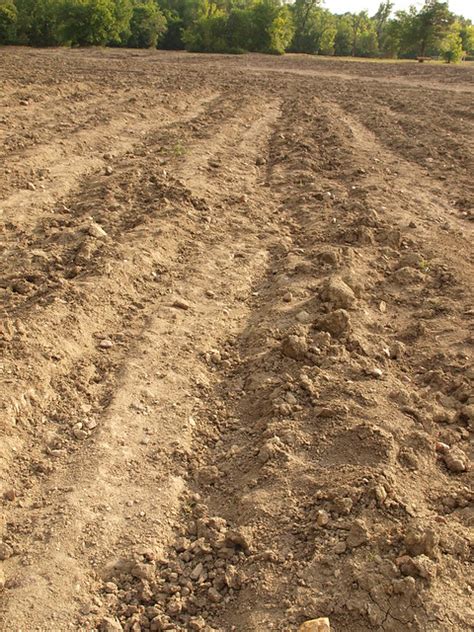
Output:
[
  {"left": 105, "top": 165, "right": 114, "bottom": 175},
  {"left": 73, "top": 428, "right": 88, "bottom": 440},
  {"left": 436, "top": 442, "right": 468, "bottom": 472},
  {"left": 172, "top": 298, "right": 191, "bottom": 310},
  {"left": 375, "top": 485, "right": 388, "bottom": 504},
  {"left": 0, "top": 543, "right": 13, "bottom": 560},
  {"left": 296, "top": 310, "right": 311, "bottom": 323},
  {"left": 100, "top": 339, "right": 114, "bottom": 349},
  {"left": 99, "top": 616, "right": 123, "bottom": 632},
  {"left": 3, "top": 489, "right": 16, "bottom": 501},
  {"left": 190, "top": 562, "right": 204, "bottom": 580},
  {"left": 316, "top": 510, "right": 330, "bottom": 527},
  {"left": 281, "top": 334, "right": 308, "bottom": 360},
  {"left": 188, "top": 616, "right": 206, "bottom": 630},
  {"left": 88, "top": 221, "right": 108, "bottom": 238},
  {"left": 283, "top": 292, "right": 292, "bottom": 302},
  {"left": 389, "top": 341, "right": 405, "bottom": 359},
  {"left": 208, "top": 586, "right": 222, "bottom": 603},
  {"left": 320, "top": 277, "right": 355, "bottom": 309},
  {"left": 346, "top": 519, "right": 369, "bottom": 548},
  {"left": 315, "top": 309, "right": 351, "bottom": 338},
  {"left": 369, "top": 367, "right": 383, "bottom": 379},
  {"left": 26, "top": 182, "right": 36, "bottom": 191},
  {"left": 299, "top": 618, "right": 331, "bottom": 632}
]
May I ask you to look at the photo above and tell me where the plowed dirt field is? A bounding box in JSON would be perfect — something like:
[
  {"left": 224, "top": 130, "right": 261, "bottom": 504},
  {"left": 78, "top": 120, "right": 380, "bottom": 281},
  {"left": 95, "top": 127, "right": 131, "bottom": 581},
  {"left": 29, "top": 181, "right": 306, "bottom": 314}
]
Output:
[{"left": 1, "top": 47, "right": 473, "bottom": 632}]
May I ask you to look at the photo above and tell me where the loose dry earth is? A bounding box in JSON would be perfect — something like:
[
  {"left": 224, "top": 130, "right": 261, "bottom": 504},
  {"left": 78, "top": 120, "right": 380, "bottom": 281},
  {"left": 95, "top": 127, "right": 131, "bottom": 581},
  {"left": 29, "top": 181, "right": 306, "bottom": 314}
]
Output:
[{"left": 1, "top": 47, "right": 473, "bottom": 632}]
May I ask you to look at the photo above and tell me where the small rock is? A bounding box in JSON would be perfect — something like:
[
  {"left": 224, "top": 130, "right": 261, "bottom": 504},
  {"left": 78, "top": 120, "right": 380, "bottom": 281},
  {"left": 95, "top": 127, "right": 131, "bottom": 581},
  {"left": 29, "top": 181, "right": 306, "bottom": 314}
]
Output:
[
  {"left": 461, "top": 404, "right": 474, "bottom": 431},
  {"left": 375, "top": 485, "right": 387, "bottom": 504},
  {"left": 397, "top": 253, "right": 422, "bottom": 270},
  {"left": 404, "top": 525, "right": 439, "bottom": 559},
  {"left": 0, "top": 543, "right": 13, "bottom": 560},
  {"left": 299, "top": 618, "right": 331, "bottom": 632},
  {"left": 188, "top": 617, "right": 206, "bottom": 631},
  {"left": 99, "top": 617, "right": 123, "bottom": 632},
  {"left": 296, "top": 310, "right": 311, "bottom": 324},
  {"left": 334, "top": 541, "right": 347, "bottom": 554},
  {"left": 281, "top": 334, "right": 308, "bottom": 360},
  {"left": 316, "top": 510, "right": 329, "bottom": 527},
  {"left": 209, "top": 349, "right": 221, "bottom": 364},
  {"left": 26, "top": 182, "right": 36, "bottom": 191},
  {"left": 346, "top": 519, "right": 369, "bottom": 548},
  {"left": 0, "top": 567, "right": 5, "bottom": 590},
  {"left": 224, "top": 565, "right": 242, "bottom": 589},
  {"left": 131, "top": 562, "right": 155, "bottom": 581},
  {"left": 320, "top": 277, "right": 355, "bottom": 309},
  {"left": 196, "top": 465, "right": 219, "bottom": 485},
  {"left": 100, "top": 339, "right": 114, "bottom": 349},
  {"left": 208, "top": 586, "right": 222, "bottom": 603},
  {"left": 315, "top": 309, "right": 351, "bottom": 338},
  {"left": 167, "top": 595, "right": 182, "bottom": 615},
  {"left": 3, "top": 489, "right": 16, "bottom": 501},
  {"left": 389, "top": 341, "right": 405, "bottom": 359},
  {"left": 19, "top": 99, "right": 29, "bottom": 106},
  {"left": 443, "top": 446, "right": 468, "bottom": 473},
  {"left": 318, "top": 250, "right": 340, "bottom": 266},
  {"left": 190, "top": 562, "right": 204, "bottom": 580},
  {"left": 105, "top": 165, "right": 114, "bottom": 175},
  {"left": 369, "top": 367, "right": 383, "bottom": 379},
  {"left": 391, "top": 267, "right": 424, "bottom": 285},
  {"left": 256, "top": 157, "right": 266, "bottom": 166},
  {"left": 224, "top": 529, "right": 252, "bottom": 553},
  {"left": 88, "top": 221, "right": 108, "bottom": 238},
  {"left": 172, "top": 298, "right": 190, "bottom": 310},
  {"left": 73, "top": 428, "right": 88, "bottom": 440},
  {"left": 283, "top": 291, "right": 292, "bottom": 303}
]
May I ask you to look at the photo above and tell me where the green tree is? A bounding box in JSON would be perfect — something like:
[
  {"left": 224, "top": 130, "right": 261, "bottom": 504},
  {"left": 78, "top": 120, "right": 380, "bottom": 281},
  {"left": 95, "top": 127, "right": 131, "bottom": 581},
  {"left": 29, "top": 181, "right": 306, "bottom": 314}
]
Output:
[
  {"left": 373, "top": 1, "right": 393, "bottom": 53},
  {"left": 334, "top": 13, "right": 353, "bottom": 55},
  {"left": 128, "top": 0, "right": 167, "bottom": 47},
  {"left": 373, "top": 0, "right": 392, "bottom": 40},
  {"left": 14, "top": 0, "right": 61, "bottom": 45},
  {"left": 379, "top": 17, "right": 402, "bottom": 57},
  {"left": 110, "top": 0, "right": 134, "bottom": 43},
  {"left": 0, "top": 0, "right": 17, "bottom": 43},
  {"left": 225, "top": 7, "right": 254, "bottom": 52},
  {"left": 417, "top": 0, "right": 454, "bottom": 57},
  {"left": 440, "top": 21, "right": 464, "bottom": 61},
  {"left": 349, "top": 11, "right": 376, "bottom": 56},
  {"left": 458, "top": 17, "right": 474, "bottom": 54},
  {"left": 291, "top": 0, "right": 336, "bottom": 55},
  {"left": 182, "top": 0, "right": 227, "bottom": 52},
  {"left": 59, "top": 0, "right": 118, "bottom": 45},
  {"left": 251, "top": 0, "right": 294, "bottom": 54}
]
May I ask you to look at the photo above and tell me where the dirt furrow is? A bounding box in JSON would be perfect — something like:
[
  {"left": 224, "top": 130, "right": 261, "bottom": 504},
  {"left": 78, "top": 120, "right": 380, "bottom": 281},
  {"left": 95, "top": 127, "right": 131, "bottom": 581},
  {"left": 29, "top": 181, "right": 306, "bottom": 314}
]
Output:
[{"left": 1, "top": 88, "right": 284, "bottom": 631}]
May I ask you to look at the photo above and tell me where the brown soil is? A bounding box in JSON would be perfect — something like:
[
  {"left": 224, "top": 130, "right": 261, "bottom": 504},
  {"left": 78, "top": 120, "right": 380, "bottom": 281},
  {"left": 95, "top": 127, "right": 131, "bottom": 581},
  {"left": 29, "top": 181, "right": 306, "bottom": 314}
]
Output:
[{"left": 1, "top": 47, "right": 473, "bottom": 632}]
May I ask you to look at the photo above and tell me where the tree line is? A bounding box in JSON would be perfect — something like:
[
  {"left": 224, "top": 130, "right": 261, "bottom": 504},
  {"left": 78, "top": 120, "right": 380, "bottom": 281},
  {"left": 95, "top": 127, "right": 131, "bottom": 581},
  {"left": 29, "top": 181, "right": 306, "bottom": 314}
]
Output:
[{"left": 0, "top": 0, "right": 473, "bottom": 62}]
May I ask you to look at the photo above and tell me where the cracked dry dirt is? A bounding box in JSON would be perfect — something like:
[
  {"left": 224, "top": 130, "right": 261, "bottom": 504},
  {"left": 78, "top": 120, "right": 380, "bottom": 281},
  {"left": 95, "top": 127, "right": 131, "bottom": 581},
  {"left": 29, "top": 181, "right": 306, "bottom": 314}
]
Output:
[{"left": 1, "top": 48, "right": 473, "bottom": 632}]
